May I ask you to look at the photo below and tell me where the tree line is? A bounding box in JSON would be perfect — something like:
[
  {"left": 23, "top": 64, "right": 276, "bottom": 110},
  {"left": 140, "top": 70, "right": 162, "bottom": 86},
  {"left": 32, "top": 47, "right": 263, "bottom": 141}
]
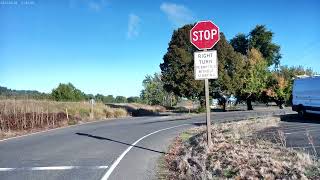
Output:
[
  {"left": 0, "top": 83, "right": 141, "bottom": 104},
  {"left": 155, "top": 24, "right": 315, "bottom": 110}
]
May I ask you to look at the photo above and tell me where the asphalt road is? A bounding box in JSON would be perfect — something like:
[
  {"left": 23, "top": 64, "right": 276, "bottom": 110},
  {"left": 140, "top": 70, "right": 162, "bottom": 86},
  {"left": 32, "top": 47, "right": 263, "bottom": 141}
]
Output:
[
  {"left": 0, "top": 108, "right": 293, "bottom": 180},
  {"left": 258, "top": 113, "right": 320, "bottom": 158}
]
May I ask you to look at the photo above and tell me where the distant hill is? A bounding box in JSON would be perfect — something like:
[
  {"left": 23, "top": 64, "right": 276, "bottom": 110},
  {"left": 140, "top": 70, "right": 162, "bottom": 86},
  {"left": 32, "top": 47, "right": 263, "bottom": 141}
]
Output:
[{"left": 0, "top": 86, "right": 49, "bottom": 99}]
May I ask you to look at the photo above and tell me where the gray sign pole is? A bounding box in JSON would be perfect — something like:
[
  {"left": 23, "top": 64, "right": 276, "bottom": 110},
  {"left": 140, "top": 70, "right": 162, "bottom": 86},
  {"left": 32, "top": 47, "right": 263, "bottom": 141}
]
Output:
[
  {"left": 204, "top": 78, "right": 212, "bottom": 148},
  {"left": 202, "top": 49, "right": 212, "bottom": 148}
]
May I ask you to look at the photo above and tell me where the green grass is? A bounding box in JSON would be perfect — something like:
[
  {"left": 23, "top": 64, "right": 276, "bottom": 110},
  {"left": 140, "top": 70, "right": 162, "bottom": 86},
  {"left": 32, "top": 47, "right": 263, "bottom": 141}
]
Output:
[
  {"left": 67, "top": 119, "right": 77, "bottom": 125},
  {"left": 305, "top": 162, "right": 320, "bottom": 179},
  {"left": 180, "top": 131, "right": 193, "bottom": 142}
]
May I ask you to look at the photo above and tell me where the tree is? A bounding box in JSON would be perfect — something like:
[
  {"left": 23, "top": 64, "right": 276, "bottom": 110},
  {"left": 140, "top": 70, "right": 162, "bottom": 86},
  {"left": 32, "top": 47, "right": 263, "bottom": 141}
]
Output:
[
  {"left": 115, "top": 96, "right": 127, "bottom": 103},
  {"left": 160, "top": 24, "right": 245, "bottom": 109},
  {"left": 95, "top": 94, "right": 105, "bottom": 102},
  {"left": 249, "top": 25, "right": 281, "bottom": 66},
  {"left": 263, "top": 65, "right": 315, "bottom": 108},
  {"left": 51, "top": 83, "right": 86, "bottom": 101},
  {"left": 213, "top": 33, "right": 246, "bottom": 111},
  {"left": 0, "top": 86, "right": 50, "bottom": 99},
  {"left": 230, "top": 25, "right": 281, "bottom": 67},
  {"left": 104, "top": 95, "right": 115, "bottom": 103},
  {"left": 160, "top": 24, "right": 204, "bottom": 104},
  {"left": 86, "top": 94, "right": 95, "bottom": 100},
  {"left": 237, "top": 49, "right": 269, "bottom": 110},
  {"left": 264, "top": 73, "right": 290, "bottom": 109},
  {"left": 230, "top": 33, "right": 248, "bottom": 55},
  {"left": 127, "top": 96, "right": 141, "bottom": 103},
  {"left": 140, "top": 73, "right": 177, "bottom": 106}
]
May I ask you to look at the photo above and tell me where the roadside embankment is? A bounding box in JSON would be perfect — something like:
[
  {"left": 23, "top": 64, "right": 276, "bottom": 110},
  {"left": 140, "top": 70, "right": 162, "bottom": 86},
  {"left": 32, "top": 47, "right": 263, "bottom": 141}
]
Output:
[
  {"left": 159, "top": 117, "right": 320, "bottom": 179},
  {"left": 106, "top": 103, "right": 166, "bottom": 116}
]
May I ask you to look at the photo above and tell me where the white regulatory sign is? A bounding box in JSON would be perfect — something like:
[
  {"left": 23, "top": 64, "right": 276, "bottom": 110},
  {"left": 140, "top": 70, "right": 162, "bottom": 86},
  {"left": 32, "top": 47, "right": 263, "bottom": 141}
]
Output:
[{"left": 194, "top": 50, "right": 218, "bottom": 80}]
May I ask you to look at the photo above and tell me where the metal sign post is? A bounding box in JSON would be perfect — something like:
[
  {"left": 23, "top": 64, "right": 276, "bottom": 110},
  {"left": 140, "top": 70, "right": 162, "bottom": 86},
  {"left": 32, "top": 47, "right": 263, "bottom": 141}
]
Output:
[
  {"left": 190, "top": 20, "right": 220, "bottom": 148},
  {"left": 194, "top": 50, "right": 217, "bottom": 148},
  {"left": 204, "top": 78, "right": 212, "bottom": 147}
]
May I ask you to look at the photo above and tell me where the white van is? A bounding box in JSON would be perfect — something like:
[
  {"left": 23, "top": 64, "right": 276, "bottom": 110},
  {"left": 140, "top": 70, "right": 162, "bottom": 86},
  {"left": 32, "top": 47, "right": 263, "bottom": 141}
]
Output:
[{"left": 292, "top": 76, "right": 320, "bottom": 117}]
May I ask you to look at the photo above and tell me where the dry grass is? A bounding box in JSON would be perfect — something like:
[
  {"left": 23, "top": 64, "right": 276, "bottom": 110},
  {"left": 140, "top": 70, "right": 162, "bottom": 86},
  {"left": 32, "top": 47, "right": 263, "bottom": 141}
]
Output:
[
  {"left": 119, "top": 103, "right": 167, "bottom": 113},
  {"left": 0, "top": 99, "right": 128, "bottom": 138},
  {"left": 162, "top": 118, "right": 320, "bottom": 179},
  {"left": 107, "top": 103, "right": 166, "bottom": 116}
]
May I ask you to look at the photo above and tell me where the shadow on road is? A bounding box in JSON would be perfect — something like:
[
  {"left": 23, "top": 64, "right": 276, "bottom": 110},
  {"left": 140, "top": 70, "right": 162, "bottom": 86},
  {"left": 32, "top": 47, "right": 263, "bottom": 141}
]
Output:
[
  {"left": 210, "top": 109, "right": 244, "bottom": 112},
  {"left": 280, "top": 114, "right": 320, "bottom": 124},
  {"left": 75, "top": 132, "right": 173, "bottom": 155},
  {"left": 192, "top": 122, "right": 206, "bottom": 126}
]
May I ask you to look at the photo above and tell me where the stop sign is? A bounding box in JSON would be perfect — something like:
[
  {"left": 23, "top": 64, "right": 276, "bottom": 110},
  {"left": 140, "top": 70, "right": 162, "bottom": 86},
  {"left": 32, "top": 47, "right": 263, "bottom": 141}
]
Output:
[{"left": 190, "top": 20, "right": 220, "bottom": 50}]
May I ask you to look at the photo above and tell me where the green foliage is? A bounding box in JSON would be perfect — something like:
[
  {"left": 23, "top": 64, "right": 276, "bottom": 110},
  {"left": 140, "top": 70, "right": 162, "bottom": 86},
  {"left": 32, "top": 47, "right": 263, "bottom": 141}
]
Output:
[
  {"left": 95, "top": 94, "right": 115, "bottom": 103},
  {"left": 86, "top": 94, "right": 94, "bottom": 100},
  {"left": 104, "top": 95, "right": 115, "bottom": 103},
  {"left": 0, "top": 86, "right": 49, "bottom": 99},
  {"left": 115, "top": 96, "right": 127, "bottom": 103},
  {"left": 180, "top": 131, "right": 193, "bottom": 142},
  {"left": 215, "top": 33, "right": 246, "bottom": 97},
  {"left": 234, "top": 48, "right": 269, "bottom": 110},
  {"left": 51, "top": 83, "right": 86, "bottom": 101},
  {"left": 160, "top": 24, "right": 204, "bottom": 101},
  {"left": 160, "top": 23, "right": 314, "bottom": 111},
  {"left": 249, "top": 25, "right": 282, "bottom": 66},
  {"left": 195, "top": 106, "right": 206, "bottom": 113},
  {"left": 230, "top": 33, "right": 248, "bottom": 55},
  {"left": 95, "top": 94, "right": 105, "bottom": 102},
  {"left": 241, "top": 49, "right": 268, "bottom": 95},
  {"left": 140, "top": 73, "right": 177, "bottom": 106},
  {"left": 127, "top": 96, "right": 141, "bottom": 103},
  {"left": 264, "top": 65, "right": 315, "bottom": 106},
  {"left": 2, "top": 84, "right": 124, "bottom": 105},
  {"left": 230, "top": 25, "right": 281, "bottom": 67},
  {"left": 160, "top": 24, "right": 246, "bottom": 108}
]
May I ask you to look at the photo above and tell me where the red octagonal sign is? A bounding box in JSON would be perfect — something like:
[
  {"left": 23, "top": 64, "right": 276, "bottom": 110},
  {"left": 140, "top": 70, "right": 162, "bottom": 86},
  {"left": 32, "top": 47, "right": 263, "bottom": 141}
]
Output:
[{"left": 190, "top": 20, "right": 220, "bottom": 50}]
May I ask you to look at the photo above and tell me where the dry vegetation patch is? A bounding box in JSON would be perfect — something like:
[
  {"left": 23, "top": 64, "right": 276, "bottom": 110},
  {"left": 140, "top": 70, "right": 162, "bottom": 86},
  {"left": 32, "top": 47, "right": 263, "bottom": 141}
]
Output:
[
  {"left": 107, "top": 103, "right": 166, "bottom": 116},
  {"left": 0, "top": 99, "right": 128, "bottom": 139},
  {"left": 162, "top": 118, "right": 320, "bottom": 179}
]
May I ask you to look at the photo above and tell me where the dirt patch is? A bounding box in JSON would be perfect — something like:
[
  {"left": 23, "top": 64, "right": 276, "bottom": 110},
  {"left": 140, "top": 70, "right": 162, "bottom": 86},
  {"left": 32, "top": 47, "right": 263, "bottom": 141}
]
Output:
[{"left": 161, "top": 118, "right": 320, "bottom": 179}]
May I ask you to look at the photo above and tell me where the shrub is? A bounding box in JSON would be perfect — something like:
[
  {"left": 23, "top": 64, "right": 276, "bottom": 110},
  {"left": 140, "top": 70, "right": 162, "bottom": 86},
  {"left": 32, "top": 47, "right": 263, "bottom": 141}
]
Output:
[{"left": 114, "top": 108, "right": 127, "bottom": 118}]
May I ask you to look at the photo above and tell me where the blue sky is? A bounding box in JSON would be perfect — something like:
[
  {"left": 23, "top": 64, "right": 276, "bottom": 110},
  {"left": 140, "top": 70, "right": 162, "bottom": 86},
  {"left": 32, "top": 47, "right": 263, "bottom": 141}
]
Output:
[{"left": 0, "top": 0, "right": 319, "bottom": 97}]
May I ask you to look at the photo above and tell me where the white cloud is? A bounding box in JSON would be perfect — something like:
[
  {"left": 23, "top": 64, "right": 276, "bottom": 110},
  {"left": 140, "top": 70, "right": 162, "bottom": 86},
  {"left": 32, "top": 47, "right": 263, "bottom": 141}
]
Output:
[
  {"left": 127, "top": 14, "right": 141, "bottom": 39},
  {"left": 88, "top": 0, "right": 108, "bottom": 12},
  {"left": 69, "top": 0, "right": 107, "bottom": 12},
  {"left": 160, "top": 2, "right": 194, "bottom": 27}
]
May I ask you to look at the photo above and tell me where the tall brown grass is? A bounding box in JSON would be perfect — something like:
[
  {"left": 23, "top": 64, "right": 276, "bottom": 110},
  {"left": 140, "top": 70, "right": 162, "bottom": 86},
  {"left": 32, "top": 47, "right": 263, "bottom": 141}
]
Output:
[{"left": 0, "top": 99, "right": 127, "bottom": 133}]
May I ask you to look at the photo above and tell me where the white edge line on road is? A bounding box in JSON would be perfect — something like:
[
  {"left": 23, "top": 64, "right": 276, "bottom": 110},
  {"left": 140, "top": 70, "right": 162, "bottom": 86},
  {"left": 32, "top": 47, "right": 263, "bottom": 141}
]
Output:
[
  {"left": 0, "top": 166, "right": 108, "bottom": 172},
  {"left": 31, "top": 166, "right": 75, "bottom": 170},
  {"left": 0, "top": 168, "right": 15, "bottom": 172},
  {"left": 100, "top": 123, "right": 190, "bottom": 180}
]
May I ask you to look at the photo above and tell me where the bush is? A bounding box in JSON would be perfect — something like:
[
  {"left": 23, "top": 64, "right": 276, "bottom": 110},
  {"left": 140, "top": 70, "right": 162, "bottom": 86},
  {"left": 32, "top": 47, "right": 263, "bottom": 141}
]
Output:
[
  {"left": 195, "top": 106, "right": 206, "bottom": 113},
  {"left": 113, "top": 108, "right": 127, "bottom": 118},
  {"left": 104, "top": 107, "right": 115, "bottom": 118}
]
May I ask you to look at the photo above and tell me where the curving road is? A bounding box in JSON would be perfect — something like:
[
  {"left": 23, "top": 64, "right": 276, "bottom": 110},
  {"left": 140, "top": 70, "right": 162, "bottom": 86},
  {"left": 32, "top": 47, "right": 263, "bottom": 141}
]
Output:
[{"left": 0, "top": 108, "right": 290, "bottom": 180}]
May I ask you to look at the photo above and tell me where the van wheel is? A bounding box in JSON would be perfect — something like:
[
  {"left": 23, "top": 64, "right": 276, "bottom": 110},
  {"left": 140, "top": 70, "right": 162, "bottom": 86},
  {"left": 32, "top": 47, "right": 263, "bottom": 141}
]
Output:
[{"left": 298, "top": 108, "right": 306, "bottom": 118}]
